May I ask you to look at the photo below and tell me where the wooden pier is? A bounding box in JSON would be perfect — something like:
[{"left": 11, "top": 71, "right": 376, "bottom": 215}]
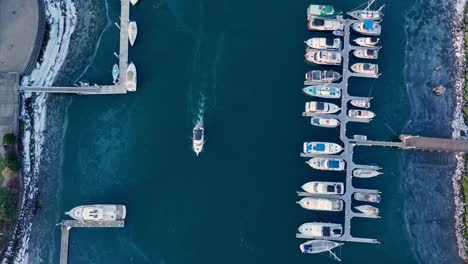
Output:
[
  {"left": 58, "top": 220, "right": 125, "bottom": 264},
  {"left": 18, "top": 0, "right": 133, "bottom": 95}
]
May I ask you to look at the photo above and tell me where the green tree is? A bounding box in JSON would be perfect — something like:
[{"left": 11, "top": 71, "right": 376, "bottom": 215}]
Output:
[
  {"left": 2, "top": 133, "right": 16, "bottom": 146},
  {"left": 0, "top": 188, "right": 17, "bottom": 221},
  {"left": 3, "top": 152, "right": 20, "bottom": 171}
]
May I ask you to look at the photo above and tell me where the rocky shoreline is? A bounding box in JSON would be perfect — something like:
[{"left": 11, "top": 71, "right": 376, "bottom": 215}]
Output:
[{"left": 451, "top": 0, "right": 468, "bottom": 261}]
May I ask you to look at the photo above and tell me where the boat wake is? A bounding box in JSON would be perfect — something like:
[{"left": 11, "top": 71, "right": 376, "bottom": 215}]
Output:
[{"left": 194, "top": 93, "right": 206, "bottom": 126}]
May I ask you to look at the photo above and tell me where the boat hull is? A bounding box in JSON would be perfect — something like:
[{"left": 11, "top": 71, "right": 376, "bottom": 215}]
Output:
[
  {"left": 354, "top": 205, "right": 380, "bottom": 216},
  {"left": 350, "top": 99, "right": 370, "bottom": 108},
  {"left": 353, "top": 37, "right": 379, "bottom": 47},
  {"left": 65, "top": 204, "right": 126, "bottom": 221},
  {"left": 303, "top": 86, "right": 341, "bottom": 99},
  {"left": 126, "top": 63, "right": 137, "bottom": 91},
  {"left": 305, "top": 70, "right": 342, "bottom": 83},
  {"left": 193, "top": 124, "right": 204, "bottom": 156},
  {"left": 353, "top": 169, "right": 382, "bottom": 178},
  {"left": 303, "top": 142, "right": 343, "bottom": 154},
  {"left": 302, "top": 181, "right": 344, "bottom": 195},
  {"left": 310, "top": 118, "right": 340, "bottom": 128},
  {"left": 352, "top": 22, "right": 382, "bottom": 36},
  {"left": 300, "top": 240, "right": 343, "bottom": 254},
  {"left": 128, "top": 21, "right": 138, "bottom": 46},
  {"left": 307, "top": 158, "right": 346, "bottom": 171},
  {"left": 297, "top": 197, "right": 344, "bottom": 211},
  {"left": 298, "top": 222, "right": 343, "bottom": 237},
  {"left": 354, "top": 192, "right": 381, "bottom": 203},
  {"left": 305, "top": 51, "right": 341, "bottom": 65},
  {"left": 305, "top": 101, "right": 340, "bottom": 114}
]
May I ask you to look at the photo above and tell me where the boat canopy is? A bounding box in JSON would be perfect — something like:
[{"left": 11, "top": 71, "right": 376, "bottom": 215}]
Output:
[
  {"left": 328, "top": 160, "right": 340, "bottom": 168},
  {"left": 316, "top": 102, "right": 325, "bottom": 110},
  {"left": 363, "top": 64, "right": 371, "bottom": 70},
  {"left": 364, "top": 21, "right": 374, "bottom": 30},
  {"left": 312, "top": 19, "right": 325, "bottom": 26},
  {"left": 194, "top": 129, "right": 203, "bottom": 140},
  {"left": 83, "top": 208, "right": 104, "bottom": 220},
  {"left": 325, "top": 38, "right": 334, "bottom": 46}
]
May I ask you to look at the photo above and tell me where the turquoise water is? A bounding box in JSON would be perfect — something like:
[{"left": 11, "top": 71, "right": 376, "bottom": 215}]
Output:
[{"left": 16, "top": 0, "right": 464, "bottom": 263}]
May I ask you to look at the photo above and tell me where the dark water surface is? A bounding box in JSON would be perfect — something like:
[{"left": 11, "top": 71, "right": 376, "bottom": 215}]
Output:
[{"left": 23, "top": 0, "right": 464, "bottom": 263}]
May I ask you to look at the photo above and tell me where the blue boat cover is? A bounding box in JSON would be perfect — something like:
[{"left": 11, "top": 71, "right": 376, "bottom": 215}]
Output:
[
  {"left": 364, "top": 21, "right": 374, "bottom": 30},
  {"left": 194, "top": 129, "right": 203, "bottom": 140},
  {"left": 313, "top": 143, "right": 325, "bottom": 151},
  {"left": 316, "top": 102, "right": 325, "bottom": 110},
  {"left": 328, "top": 160, "right": 340, "bottom": 168},
  {"left": 303, "top": 244, "right": 314, "bottom": 253}
]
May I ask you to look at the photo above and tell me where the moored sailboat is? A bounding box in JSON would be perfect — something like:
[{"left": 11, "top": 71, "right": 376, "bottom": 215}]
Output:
[{"left": 303, "top": 86, "right": 341, "bottom": 99}]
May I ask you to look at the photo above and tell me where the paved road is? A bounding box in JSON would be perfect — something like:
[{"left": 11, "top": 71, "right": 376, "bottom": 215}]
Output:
[
  {"left": 0, "top": 0, "right": 40, "bottom": 74},
  {"left": 0, "top": 73, "right": 18, "bottom": 154}
]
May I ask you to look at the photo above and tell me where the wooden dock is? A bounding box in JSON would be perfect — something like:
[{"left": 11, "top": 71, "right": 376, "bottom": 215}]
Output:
[
  {"left": 59, "top": 220, "right": 125, "bottom": 264},
  {"left": 18, "top": 0, "right": 132, "bottom": 95}
]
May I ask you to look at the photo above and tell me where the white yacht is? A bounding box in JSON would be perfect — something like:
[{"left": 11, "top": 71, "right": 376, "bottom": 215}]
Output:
[
  {"left": 65, "top": 204, "right": 126, "bottom": 221},
  {"left": 348, "top": 109, "right": 375, "bottom": 119},
  {"left": 303, "top": 86, "right": 341, "bottom": 99},
  {"left": 303, "top": 142, "right": 343, "bottom": 154},
  {"left": 301, "top": 181, "right": 344, "bottom": 195},
  {"left": 354, "top": 37, "right": 380, "bottom": 47},
  {"left": 130, "top": 0, "right": 139, "bottom": 6},
  {"left": 297, "top": 197, "right": 343, "bottom": 211},
  {"left": 126, "top": 63, "right": 137, "bottom": 91},
  {"left": 351, "top": 63, "right": 379, "bottom": 76},
  {"left": 307, "top": 5, "right": 341, "bottom": 19},
  {"left": 305, "top": 101, "right": 340, "bottom": 114},
  {"left": 350, "top": 99, "right": 370, "bottom": 108},
  {"left": 128, "top": 21, "right": 138, "bottom": 46},
  {"left": 298, "top": 222, "right": 343, "bottom": 237},
  {"left": 354, "top": 205, "right": 380, "bottom": 216},
  {"left": 112, "top": 64, "right": 119, "bottom": 84},
  {"left": 347, "top": 0, "right": 384, "bottom": 21},
  {"left": 306, "top": 158, "right": 345, "bottom": 171},
  {"left": 305, "top": 51, "right": 342, "bottom": 65},
  {"left": 353, "top": 169, "right": 382, "bottom": 178},
  {"left": 354, "top": 192, "right": 381, "bottom": 203},
  {"left": 305, "top": 38, "right": 341, "bottom": 50},
  {"left": 352, "top": 20, "right": 382, "bottom": 36},
  {"left": 353, "top": 49, "right": 378, "bottom": 59},
  {"left": 305, "top": 70, "right": 341, "bottom": 83},
  {"left": 300, "top": 240, "right": 343, "bottom": 254},
  {"left": 310, "top": 117, "right": 340, "bottom": 128},
  {"left": 308, "top": 17, "right": 344, "bottom": 31},
  {"left": 193, "top": 123, "right": 204, "bottom": 156}
]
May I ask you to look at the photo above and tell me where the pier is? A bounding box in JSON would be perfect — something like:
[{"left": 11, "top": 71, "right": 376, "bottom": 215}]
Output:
[
  {"left": 18, "top": 0, "right": 133, "bottom": 95},
  {"left": 58, "top": 220, "right": 125, "bottom": 264}
]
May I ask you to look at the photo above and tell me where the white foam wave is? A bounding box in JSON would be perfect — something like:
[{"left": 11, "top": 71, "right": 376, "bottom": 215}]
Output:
[{"left": 1, "top": 0, "right": 77, "bottom": 263}]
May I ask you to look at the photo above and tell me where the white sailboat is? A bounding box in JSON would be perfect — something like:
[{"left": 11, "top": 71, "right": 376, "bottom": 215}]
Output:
[
  {"left": 112, "top": 64, "right": 119, "bottom": 84},
  {"left": 347, "top": 0, "right": 384, "bottom": 21},
  {"left": 126, "top": 62, "right": 137, "bottom": 91},
  {"left": 299, "top": 240, "right": 343, "bottom": 261},
  {"left": 128, "top": 21, "right": 138, "bottom": 46},
  {"left": 65, "top": 204, "right": 126, "bottom": 221}
]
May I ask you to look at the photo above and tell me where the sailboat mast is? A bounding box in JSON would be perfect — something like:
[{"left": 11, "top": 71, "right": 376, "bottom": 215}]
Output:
[{"left": 328, "top": 250, "right": 342, "bottom": 262}]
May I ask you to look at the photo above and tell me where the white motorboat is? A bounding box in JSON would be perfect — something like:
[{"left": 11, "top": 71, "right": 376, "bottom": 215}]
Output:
[
  {"left": 112, "top": 64, "right": 119, "bottom": 84},
  {"left": 65, "top": 204, "right": 126, "bottom": 221},
  {"left": 351, "top": 63, "right": 379, "bottom": 76},
  {"left": 350, "top": 99, "right": 370, "bottom": 108},
  {"left": 128, "top": 21, "right": 138, "bottom": 46},
  {"left": 303, "top": 142, "right": 343, "bottom": 154},
  {"left": 305, "top": 101, "right": 340, "bottom": 114},
  {"left": 347, "top": 0, "right": 384, "bottom": 21},
  {"left": 305, "top": 70, "right": 341, "bottom": 83},
  {"left": 354, "top": 37, "right": 380, "bottom": 47},
  {"left": 310, "top": 117, "right": 340, "bottom": 128},
  {"left": 308, "top": 17, "right": 344, "bottom": 31},
  {"left": 297, "top": 197, "right": 343, "bottom": 211},
  {"left": 305, "top": 51, "right": 342, "bottom": 65},
  {"left": 353, "top": 49, "right": 378, "bottom": 59},
  {"left": 126, "top": 62, "right": 137, "bottom": 91},
  {"left": 300, "top": 240, "right": 343, "bottom": 254},
  {"left": 298, "top": 222, "right": 343, "bottom": 237},
  {"left": 305, "top": 38, "right": 341, "bottom": 50},
  {"left": 302, "top": 181, "right": 344, "bottom": 195},
  {"left": 348, "top": 109, "right": 375, "bottom": 119},
  {"left": 193, "top": 123, "right": 204, "bottom": 156},
  {"left": 352, "top": 20, "right": 382, "bottom": 36},
  {"left": 303, "top": 86, "right": 341, "bottom": 99},
  {"left": 353, "top": 169, "right": 382, "bottom": 178},
  {"left": 354, "top": 192, "right": 381, "bottom": 203},
  {"left": 307, "top": 5, "right": 342, "bottom": 19},
  {"left": 354, "top": 205, "right": 380, "bottom": 216},
  {"left": 306, "top": 158, "right": 345, "bottom": 171},
  {"left": 130, "top": 0, "right": 139, "bottom": 6}
]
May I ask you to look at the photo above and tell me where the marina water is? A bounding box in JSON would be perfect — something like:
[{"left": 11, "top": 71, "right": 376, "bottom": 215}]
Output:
[{"left": 8, "top": 0, "right": 465, "bottom": 263}]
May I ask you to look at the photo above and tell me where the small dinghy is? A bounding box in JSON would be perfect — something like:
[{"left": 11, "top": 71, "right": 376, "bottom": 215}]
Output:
[
  {"left": 348, "top": 109, "right": 375, "bottom": 119},
  {"left": 307, "top": 5, "right": 342, "bottom": 18},
  {"left": 350, "top": 99, "right": 370, "bottom": 108},
  {"left": 126, "top": 62, "right": 137, "bottom": 91},
  {"left": 353, "top": 49, "right": 378, "bottom": 59},
  {"left": 308, "top": 17, "right": 344, "bottom": 31},
  {"left": 302, "top": 181, "right": 344, "bottom": 195},
  {"left": 305, "top": 38, "right": 341, "bottom": 50},
  {"left": 354, "top": 192, "right": 381, "bottom": 203},
  {"left": 128, "top": 21, "right": 138, "bottom": 46},
  {"left": 347, "top": 0, "right": 384, "bottom": 21},
  {"left": 305, "top": 70, "right": 341, "bottom": 83},
  {"left": 333, "top": 30, "right": 344, "bottom": 36},
  {"left": 354, "top": 37, "right": 380, "bottom": 47},
  {"left": 354, "top": 205, "right": 380, "bottom": 216},
  {"left": 112, "top": 64, "right": 119, "bottom": 84},
  {"left": 297, "top": 197, "right": 344, "bottom": 211},
  {"left": 305, "top": 101, "right": 340, "bottom": 114},
  {"left": 311, "top": 117, "right": 340, "bottom": 128},
  {"left": 305, "top": 51, "right": 342, "bottom": 65},
  {"left": 352, "top": 20, "right": 382, "bottom": 36},
  {"left": 351, "top": 63, "right": 379, "bottom": 77},
  {"left": 298, "top": 222, "right": 343, "bottom": 237},
  {"left": 300, "top": 240, "right": 343, "bottom": 255},
  {"left": 130, "top": 0, "right": 139, "bottom": 6},
  {"left": 193, "top": 123, "right": 204, "bottom": 156},
  {"left": 353, "top": 169, "right": 382, "bottom": 178},
  {"left": 303, "top": 142, "right": 343, "bottom": 155},
  {"left": 303, "top": 86, "right": 341, "bottom": 99},
  {"left": 306, "top": 158, "right": 346, "bottom": 171}
]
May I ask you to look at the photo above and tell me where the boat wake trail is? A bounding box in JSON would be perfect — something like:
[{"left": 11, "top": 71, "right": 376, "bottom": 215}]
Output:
[{"left": 194, "top": 93, "right": 206, "bottom": 126}]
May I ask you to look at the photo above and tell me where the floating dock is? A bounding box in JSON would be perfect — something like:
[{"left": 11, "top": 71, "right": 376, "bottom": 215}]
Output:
[
  {"left": 18, "top": 0, "right": 132, "bottom": 95},
  {"left": 59, "top": 220, "right": 125, "bottom": 264}
]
